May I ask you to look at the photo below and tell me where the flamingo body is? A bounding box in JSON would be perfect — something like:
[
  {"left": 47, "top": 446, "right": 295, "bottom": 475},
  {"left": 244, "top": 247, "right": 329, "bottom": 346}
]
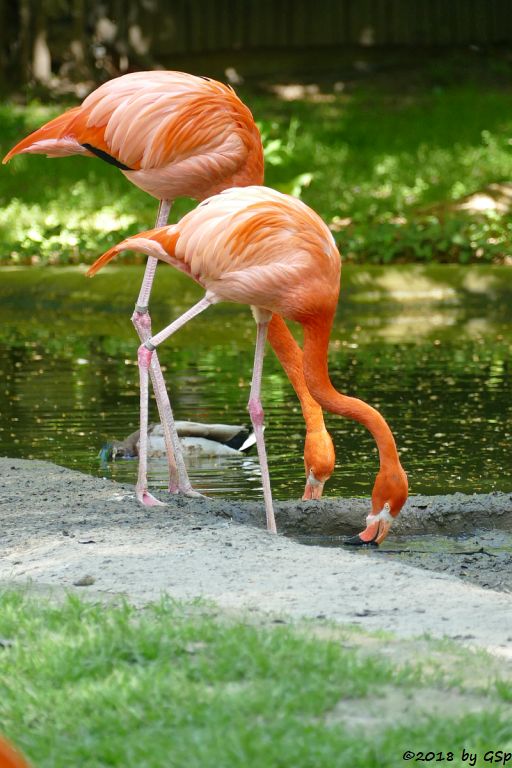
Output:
[
  {"left": 88, "top": 187, "right": 408, "bottom": 541},
  {"left": 3, "top": 71, "right": 264, "bottom": 201},
  {"left": 89, "top": 186, "right": 340, "bottom": 317}
]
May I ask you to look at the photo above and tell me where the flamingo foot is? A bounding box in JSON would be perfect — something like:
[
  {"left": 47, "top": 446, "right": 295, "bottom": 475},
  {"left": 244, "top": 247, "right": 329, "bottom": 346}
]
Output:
[
  {"left": 137, "top": 488, "right": 166, "bottom": 507},
  {"left": 168, "top": 480, "right": 205, "bottom": 498},
  {"left": 183, "top": 487, "right": 205, "bottom": 499}
]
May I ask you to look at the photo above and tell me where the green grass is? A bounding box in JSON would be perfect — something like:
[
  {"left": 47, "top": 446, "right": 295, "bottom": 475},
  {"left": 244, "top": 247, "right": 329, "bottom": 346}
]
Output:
[
  {"left": 1, "top": 66, "right": 512, "bottom": 265},
  {"left": 0, "top": 590, "right": 510, "bottom": 768}
]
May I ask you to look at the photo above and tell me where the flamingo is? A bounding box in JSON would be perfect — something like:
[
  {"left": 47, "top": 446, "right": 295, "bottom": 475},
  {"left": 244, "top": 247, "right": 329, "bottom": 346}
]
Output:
[
  {"left": 3, "top": 70, "right": 334, "bottom": 504},
  {"left": 87, "top": 186, "right": 408, "bottom": 543},
  {"left": 0, "top": 735, "right": 31, "bottom": 768}
]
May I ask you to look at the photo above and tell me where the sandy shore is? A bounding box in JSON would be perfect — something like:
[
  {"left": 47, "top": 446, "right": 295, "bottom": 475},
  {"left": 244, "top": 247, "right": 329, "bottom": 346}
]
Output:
[{"left": 1, "top": 457, "right": 511, "bottom": 658}]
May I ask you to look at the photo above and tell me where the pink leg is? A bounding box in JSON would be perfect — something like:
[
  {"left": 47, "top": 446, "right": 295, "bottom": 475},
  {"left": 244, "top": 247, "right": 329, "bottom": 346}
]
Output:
[
  {"left": 136, "top": 345, "right": 165, "bottom": 506},
  {"left": 248, "top": 309, "right": 277, "bottom": 534},
  {"left": 136, "top": 294, "right": 217, "bottom": 506},
  {"left": 136, "top": 198, "right": 170, "bottom": 308},
  {"left": 132, "top": 199, "right": 194, "bottom": 495}
]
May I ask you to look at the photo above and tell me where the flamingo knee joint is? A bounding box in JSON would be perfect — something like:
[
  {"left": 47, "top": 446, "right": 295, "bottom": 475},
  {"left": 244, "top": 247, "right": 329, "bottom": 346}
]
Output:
[
  {"left": 137, "top": 344, "right": 154, "bottom": 369},
  {"left": 248, "top": 398, "right": 265, "bottom": 427}
]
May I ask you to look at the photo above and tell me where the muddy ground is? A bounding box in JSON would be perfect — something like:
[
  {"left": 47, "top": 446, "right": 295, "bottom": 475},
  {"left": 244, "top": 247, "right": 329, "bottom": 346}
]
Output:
[
  {"left": 1, "top": 457, "right": 511, "bottom": 656},
  {"left": 228, "top": 488, "right": 512, "bottom": 594}
]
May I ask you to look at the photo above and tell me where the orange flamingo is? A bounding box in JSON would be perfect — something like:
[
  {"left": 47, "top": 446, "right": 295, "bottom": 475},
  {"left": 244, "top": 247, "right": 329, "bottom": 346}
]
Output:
[
  {"left": 0, "top": 735, "right": 31, "bottom": 768},
  {"left": 3, "top": 70, "right": 334, "bottom": 503},
  {"left": 87, "top": 186, "right": 408, "bottom": 543}
]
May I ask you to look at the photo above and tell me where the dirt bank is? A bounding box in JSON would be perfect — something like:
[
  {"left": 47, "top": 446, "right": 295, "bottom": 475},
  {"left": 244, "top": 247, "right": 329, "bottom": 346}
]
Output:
[{"left": 1, "top": 458, "right": 511, "bottom": 657}]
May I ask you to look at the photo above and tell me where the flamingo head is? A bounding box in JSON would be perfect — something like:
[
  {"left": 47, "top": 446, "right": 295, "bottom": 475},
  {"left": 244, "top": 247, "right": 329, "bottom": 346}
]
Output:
[
  {"left": 302, "top": 429, "right": 336, "bottom": 500},
  {"left": 345, "top": 464, "right": 408, "bottom": 546}
]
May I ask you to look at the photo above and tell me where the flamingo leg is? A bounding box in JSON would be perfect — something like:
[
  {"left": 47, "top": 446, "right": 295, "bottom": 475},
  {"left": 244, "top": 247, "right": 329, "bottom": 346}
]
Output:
[
  {"left": 131, "top": 199, "right": 194, "bottom": 495},
  {"left": 136, "top": 294, "right": 217, "bottom": 505},
  {"left": 248, "top": 309, "right": 277, "bottom": 534}
]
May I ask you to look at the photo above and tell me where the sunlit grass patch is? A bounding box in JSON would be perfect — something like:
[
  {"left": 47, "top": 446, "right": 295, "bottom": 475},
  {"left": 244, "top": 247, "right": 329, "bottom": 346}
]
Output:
[{"left": 0, "top": 589, "right": 510, "bottom": 768}]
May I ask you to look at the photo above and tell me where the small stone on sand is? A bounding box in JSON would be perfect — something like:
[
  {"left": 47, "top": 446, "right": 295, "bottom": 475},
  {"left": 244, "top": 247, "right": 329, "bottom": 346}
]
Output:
[{"left": 73, "top": 575, "right": 95, "bottom": 587}]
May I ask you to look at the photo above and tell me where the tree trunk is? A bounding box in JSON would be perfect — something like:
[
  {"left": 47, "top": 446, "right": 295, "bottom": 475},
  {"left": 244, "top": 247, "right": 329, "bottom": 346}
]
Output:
[
  {"left": 18, "top": 0, "right": 31, "bottom": 84},
  {"left": 32, "top": 0, "right": 52, "bottom": 83},
  {"left": 69, "top": 0, "right": 91, "bottom": 79},
  {"left": 0, "top": 0, "right": 6, "bottom": 87}
]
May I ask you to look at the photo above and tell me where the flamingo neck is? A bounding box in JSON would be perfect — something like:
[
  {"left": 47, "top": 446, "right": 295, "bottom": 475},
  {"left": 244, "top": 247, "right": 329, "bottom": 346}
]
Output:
[
  {"left": 267, "top": 315, "right": 325, "bottom": 433},
  {"left": 302, "top": 315, "right": 400, "bottom": 469}
]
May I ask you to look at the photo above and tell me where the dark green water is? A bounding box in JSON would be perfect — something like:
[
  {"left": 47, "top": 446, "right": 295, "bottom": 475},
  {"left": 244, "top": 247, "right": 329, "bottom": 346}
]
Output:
[{"left": 0, "top": 264, "right": 510, "bottom": 500}]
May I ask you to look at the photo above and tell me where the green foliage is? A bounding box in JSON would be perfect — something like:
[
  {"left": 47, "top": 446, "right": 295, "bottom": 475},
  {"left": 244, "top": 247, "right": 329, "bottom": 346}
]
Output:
[
  {"left": 1, "top": 78, "right": 512, "bottom": 265},
  {"left": 249, "top": 85, "right": 512, "bottom": 264},
  {"left": 0, "top": 103, "right": 195, "bottom": 265},
  {"left": 0, "top": 590, "right": 510, "bottom": 768},
  {"left": 338, "top": 211, "right": 510, "bottom": 264}
]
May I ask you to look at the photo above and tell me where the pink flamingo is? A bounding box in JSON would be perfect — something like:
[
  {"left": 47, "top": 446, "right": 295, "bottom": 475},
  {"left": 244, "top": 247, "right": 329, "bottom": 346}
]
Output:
[
  {"left": 0, "top": 735, "right": 31, "bottom": 768},
  {"left": 87, "top": 186, "right": 408, "bottom": 543},
  {"left": 3, "top": 71, "right": 334, "bottom": 503}
]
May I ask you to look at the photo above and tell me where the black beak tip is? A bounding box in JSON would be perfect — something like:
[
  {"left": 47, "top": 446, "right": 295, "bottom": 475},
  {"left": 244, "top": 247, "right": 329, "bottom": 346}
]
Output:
[{"left": 343, "top": 534, "right": 379, "bottom": 547}]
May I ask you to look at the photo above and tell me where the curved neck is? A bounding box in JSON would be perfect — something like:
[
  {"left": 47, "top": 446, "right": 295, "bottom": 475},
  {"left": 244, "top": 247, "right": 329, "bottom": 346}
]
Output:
[
  {"left": 302, "top": 315, "right": 400, "bottom": 469},
  {"left": 267, "top": 315, "right": 326, "bottom": 433}
]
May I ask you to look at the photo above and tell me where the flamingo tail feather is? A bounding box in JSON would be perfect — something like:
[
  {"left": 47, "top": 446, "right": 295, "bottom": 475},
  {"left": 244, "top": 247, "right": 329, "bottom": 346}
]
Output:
[
  {"left": 2, "top": 107, "right": 85, "bottom": 163},
  {"left": 86, "top": 228, "right": 179, "bottom": 277}
]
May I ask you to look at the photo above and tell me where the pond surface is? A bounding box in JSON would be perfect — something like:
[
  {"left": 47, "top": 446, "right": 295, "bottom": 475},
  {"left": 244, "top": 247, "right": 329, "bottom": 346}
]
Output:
[{"left": 0, "top": 264, "right": 510, "bottom": 501}]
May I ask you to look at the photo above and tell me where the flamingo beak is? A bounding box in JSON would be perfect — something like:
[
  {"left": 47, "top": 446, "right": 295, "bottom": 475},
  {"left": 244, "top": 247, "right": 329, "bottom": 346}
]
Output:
[
  {"left": 344, "top": 504, "right": 393, "bottom": 547},
  {"left": 374, "top": 518, "right": 392, "bottom": 545},
  {"left": 302, "top": 473, "right": 325, "bottom": 500}
]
